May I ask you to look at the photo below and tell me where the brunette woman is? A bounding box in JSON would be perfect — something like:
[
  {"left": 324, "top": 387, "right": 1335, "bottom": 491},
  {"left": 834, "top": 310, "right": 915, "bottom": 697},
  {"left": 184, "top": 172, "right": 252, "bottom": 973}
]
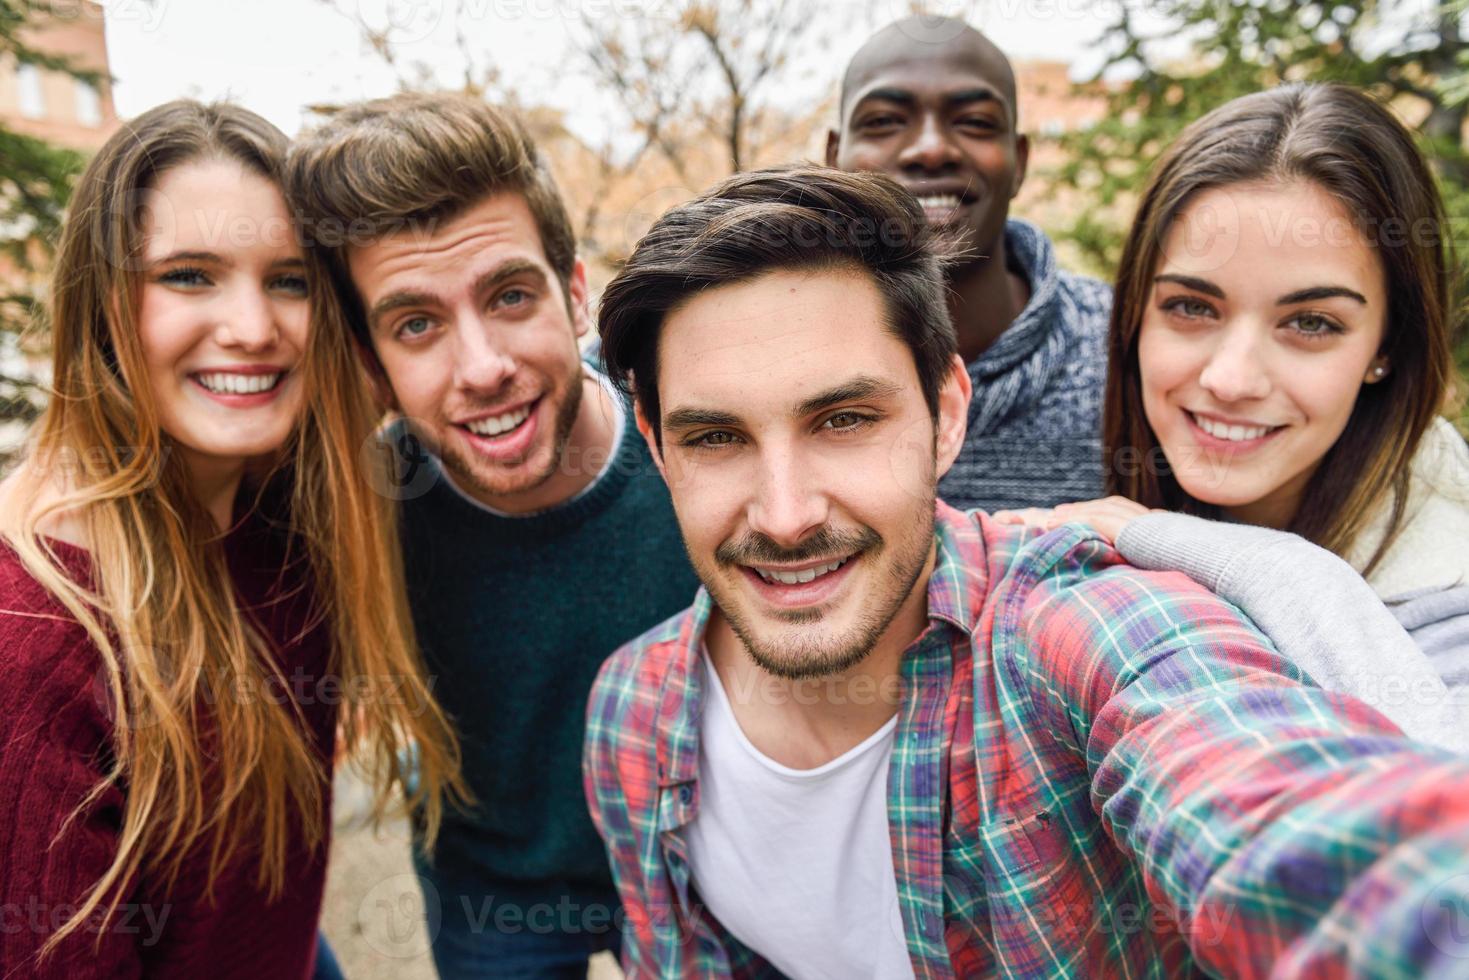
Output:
[{"left": 997, "top": 83, "right": 1469, "bottom": 741}]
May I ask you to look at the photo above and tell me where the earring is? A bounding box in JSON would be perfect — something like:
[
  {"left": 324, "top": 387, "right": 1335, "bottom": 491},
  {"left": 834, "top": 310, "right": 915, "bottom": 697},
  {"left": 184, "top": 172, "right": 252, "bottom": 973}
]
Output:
[{"left": 1369, "top": 364, "right": 1387, "bottom": 381}]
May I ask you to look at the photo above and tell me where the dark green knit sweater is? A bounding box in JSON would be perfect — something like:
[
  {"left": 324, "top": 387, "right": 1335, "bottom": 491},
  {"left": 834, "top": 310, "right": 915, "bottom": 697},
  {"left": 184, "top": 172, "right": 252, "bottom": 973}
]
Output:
[{"left": 396, "top": 397, "right": 698, "bottom": 915}]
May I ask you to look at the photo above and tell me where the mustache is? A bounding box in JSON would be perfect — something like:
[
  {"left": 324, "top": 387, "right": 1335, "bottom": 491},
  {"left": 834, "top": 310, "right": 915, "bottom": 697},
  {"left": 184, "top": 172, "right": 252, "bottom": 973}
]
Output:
[{"left": 716, "top": 525, "right": 880, "bottom": 567}]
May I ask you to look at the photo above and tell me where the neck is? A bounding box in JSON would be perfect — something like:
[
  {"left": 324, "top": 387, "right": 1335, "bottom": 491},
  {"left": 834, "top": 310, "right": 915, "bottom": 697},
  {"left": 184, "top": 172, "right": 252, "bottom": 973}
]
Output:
[
  {"left": 948, "top": 234, "right": 1031, "bottom": 363},
  {"left": 1219, "top": 463, "right": 1315, "bottom": 532},
  {"left": 184, "top": 452, "right": 247, "bottom": 531},
  {"left": 707, "top": 542, "right": 936, "bottom": 770}
]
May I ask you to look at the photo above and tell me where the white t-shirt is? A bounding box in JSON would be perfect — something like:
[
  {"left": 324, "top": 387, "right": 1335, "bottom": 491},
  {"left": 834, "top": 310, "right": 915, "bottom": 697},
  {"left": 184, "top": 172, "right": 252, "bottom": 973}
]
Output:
[{"left": 684, "top": 652, "right": 916, "bottom": 980}]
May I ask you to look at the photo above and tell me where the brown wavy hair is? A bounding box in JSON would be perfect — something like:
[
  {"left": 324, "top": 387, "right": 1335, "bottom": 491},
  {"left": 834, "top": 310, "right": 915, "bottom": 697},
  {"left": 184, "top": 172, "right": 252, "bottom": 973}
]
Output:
[
  {"left": 1104, "top": 83, "right": 1455, "bottom": 570},
  {"left": 1, "top": 99, "right": 465, "bottom": 957}
]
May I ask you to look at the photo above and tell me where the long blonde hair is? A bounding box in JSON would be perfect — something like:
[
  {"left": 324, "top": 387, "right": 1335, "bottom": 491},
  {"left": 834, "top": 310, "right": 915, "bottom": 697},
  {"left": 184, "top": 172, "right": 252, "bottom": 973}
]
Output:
[{"left": 3, "top": 100, "right": 464, "bottom": 957}]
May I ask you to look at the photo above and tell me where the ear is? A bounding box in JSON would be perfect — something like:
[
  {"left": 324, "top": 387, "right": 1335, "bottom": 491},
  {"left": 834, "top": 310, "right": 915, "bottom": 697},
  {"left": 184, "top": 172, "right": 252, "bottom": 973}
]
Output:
[
  {"left": 568, "top": 257, "right": 592, "bottom": 340},
  {"left": 825, "top": 129, "right": 841, "bottom": 168},
  {"left": 934, "top": 354, "right": 972, "bottom": 479},
  {"left": 1011, "top": 133, "right": 1030, "bottom": 199},
  {"left": 633, "top": 390, "right": 668, "bottom": 483}
]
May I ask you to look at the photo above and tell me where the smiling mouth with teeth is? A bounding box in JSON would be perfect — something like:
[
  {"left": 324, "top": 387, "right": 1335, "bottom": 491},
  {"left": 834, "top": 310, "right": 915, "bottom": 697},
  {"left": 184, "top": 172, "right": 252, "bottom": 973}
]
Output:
[
  {"left": 914, "top": 193, "right": 963, "bottom": 210},
  {"left": 753, "top": 556, "right": 851, "bottom": 585},
  {"left": 463, "top": 403, "right": 534, "bottom": 438},
  {"left": 193, "top": 371, "right": 285, "bottom": 395},
  {"left": 1190, "top": 412, "right": 1282, "bottom": 443}
]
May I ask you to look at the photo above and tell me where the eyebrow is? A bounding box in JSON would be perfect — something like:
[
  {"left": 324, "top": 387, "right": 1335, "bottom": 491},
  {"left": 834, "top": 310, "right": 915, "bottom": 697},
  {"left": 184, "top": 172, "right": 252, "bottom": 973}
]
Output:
[
  {"left": 367, "top": 257, "right": 550, "bottom": 333},
  {"left": 1277, "top": 285, "right": 1368, "bottom": 306},
  {"left": 854, "top": 86, "right": 1004, "bottom": 115},
  {"left": 795, "top": 376, "right": 904, "bottom": 417},
  {"left": 1154, "top": 273, "right": 1224, "bottom": 298},
  {"left": 149, "top": 249, "right": 229, "bottom": 268},
  {"left": 1155, "top": 274, "right": 1369, "bottom": 306},
  {"left": 662, "top": 407, "right": 742, "bottom": 432},
  {"left": 661, "top": 376, "right": 904, "bottom": 433}
]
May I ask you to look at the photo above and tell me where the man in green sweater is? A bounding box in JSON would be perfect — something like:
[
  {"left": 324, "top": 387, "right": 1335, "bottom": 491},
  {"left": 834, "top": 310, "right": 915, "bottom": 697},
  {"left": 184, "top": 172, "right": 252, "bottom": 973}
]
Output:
[{"left": 287, "top": 92, "right": 698, "bottom": 978}]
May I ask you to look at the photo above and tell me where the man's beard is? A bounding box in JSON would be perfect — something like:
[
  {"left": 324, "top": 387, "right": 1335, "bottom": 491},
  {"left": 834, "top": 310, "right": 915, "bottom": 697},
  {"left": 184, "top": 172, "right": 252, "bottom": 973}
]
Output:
[
  {"left": 696, "top": 504, "right": 936, "bottom": 681},
  {"left": 439, "top": 368, "right": 584, "bottom": 501}
]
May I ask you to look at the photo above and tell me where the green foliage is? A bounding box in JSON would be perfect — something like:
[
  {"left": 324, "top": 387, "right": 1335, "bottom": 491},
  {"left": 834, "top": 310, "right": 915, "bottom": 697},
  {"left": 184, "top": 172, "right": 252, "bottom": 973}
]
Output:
[
  {"left": 0, "top": 1, "right": 94, "bottom": 426},
  {"left": 1047, "top": 0, "right": 1468, "bottom": 426}
]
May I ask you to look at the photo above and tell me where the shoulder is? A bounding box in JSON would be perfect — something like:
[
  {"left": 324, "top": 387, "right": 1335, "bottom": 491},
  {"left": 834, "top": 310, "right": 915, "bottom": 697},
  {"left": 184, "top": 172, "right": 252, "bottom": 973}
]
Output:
[
  {"left": 584, "top": 605, "right": 695, "bottom": 823},
  {"left": 1054, "top": 267, "right": 1113, "bottom": 339},
  {"left": 1358, "top": 418, "right": 1469, "bottom": 598},
  {"left": 0, "top": 543, "right": 112, "bottom": 754},
  {"left": 0, "top": 541, "right": 95, "bottom": 651},
  {"left": 996, "top": 524, "right": 1271, "bottom": 681},
  {"left": 587, "top": 605, "right": 690, "bottom": 736}
]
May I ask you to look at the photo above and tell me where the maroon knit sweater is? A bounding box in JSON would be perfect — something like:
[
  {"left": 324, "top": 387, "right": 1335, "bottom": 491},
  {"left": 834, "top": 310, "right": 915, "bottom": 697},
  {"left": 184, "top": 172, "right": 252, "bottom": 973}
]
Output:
[{"left": 0, "top": 509, "right": 336, "bottom": 979}]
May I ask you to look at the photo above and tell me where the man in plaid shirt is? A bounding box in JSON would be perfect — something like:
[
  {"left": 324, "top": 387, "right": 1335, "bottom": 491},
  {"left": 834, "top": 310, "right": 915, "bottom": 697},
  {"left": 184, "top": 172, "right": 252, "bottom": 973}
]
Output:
[{"left": 585, "top": 166, "right": 1469, "bottom": 978}]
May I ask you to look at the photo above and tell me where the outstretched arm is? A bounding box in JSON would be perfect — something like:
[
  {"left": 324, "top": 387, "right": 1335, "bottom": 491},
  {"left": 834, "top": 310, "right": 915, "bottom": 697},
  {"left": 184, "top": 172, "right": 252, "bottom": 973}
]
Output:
[{"left": 1012, "top": 528, "right": 1469, "bottom": 977}]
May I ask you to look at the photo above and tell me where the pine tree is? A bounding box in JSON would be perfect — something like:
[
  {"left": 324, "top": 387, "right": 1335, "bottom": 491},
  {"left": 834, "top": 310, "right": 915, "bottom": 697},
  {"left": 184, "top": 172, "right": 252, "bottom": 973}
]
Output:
[{"left": 0, "top": 0, "right": 94, "bottom": 428}]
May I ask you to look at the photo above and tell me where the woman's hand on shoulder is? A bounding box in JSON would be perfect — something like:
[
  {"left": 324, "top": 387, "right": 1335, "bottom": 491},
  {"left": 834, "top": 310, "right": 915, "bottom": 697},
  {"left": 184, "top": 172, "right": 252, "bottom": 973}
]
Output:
[{"left": 992, "top": 496, "right": 1151, "bottom": 545}]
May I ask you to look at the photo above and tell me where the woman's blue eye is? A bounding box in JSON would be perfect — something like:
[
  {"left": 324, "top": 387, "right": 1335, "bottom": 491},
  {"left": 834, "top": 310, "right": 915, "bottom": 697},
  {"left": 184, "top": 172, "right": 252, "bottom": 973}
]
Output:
[
  {"left": 1290, "top": 313, "right": 1342, "bottom": 337},
  {"left": 1165, "top": 297, "right": 1213, "bottom": 318},
  {"left": 159, "top": 266, "right": 210, "bottom": 287},
  {"left": 399, "top": 317, "right": 433, "bottom": 337},
  {"left": 271, "top": 274, "right": 308, "bottom": 297}
]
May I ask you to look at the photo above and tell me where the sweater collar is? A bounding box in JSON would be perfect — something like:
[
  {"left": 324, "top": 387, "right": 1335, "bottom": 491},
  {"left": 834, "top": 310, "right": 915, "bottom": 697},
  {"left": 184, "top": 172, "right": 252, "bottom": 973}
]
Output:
[{"left": 968, "top": 218, "right": 1062, "bottom": 380}]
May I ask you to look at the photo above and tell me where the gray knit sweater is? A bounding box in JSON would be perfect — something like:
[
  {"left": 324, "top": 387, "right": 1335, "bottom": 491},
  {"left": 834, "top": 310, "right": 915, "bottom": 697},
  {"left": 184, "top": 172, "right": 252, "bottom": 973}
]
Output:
[
  {"left": 1116, "top": 513, "right": 1469, "bottom": 752},
  {"left": 937, "top": 219, "right": 1113, "bottom": 514}
]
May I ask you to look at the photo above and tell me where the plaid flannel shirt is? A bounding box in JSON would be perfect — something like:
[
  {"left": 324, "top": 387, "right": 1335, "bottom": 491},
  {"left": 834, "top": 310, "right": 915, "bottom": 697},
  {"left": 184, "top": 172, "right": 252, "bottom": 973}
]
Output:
[{"left": 584, "top": 502, "right": 1469, "bottom": 978}]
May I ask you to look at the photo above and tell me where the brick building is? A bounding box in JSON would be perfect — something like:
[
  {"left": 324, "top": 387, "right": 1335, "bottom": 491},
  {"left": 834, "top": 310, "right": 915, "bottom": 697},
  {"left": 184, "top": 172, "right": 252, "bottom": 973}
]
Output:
[{"left": 0, "top": 0, "right": 118, "bottom": 151}]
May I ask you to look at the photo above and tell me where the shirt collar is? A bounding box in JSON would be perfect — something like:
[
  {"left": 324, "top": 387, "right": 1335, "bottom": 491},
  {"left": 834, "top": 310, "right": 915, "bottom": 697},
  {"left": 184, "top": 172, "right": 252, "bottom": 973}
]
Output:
[{"left": 655, "top": 501, "right": 990, "bottom": 788}]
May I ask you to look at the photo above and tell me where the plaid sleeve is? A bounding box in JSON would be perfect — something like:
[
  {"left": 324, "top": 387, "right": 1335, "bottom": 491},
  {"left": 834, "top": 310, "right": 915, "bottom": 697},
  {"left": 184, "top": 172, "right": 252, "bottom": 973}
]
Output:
[
  {"left": 1010, "top": 528, "right": 1469, "bottom": 978},
  {"left": 583, "top": 641, "right": 663, "bottom": 976}
]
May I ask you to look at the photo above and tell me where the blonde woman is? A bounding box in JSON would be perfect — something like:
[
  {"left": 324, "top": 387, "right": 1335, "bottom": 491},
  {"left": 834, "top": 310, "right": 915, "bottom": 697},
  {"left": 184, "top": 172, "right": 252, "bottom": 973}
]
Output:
[{"left": 0, "top": 101, "right": 463, "bottom": 976}]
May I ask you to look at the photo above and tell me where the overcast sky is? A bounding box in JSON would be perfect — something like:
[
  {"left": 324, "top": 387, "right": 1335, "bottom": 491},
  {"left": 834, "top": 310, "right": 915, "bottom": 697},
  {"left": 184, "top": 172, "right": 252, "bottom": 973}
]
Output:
[{"left": 101, "top": 0, "right": 1124, "bottom": 141}]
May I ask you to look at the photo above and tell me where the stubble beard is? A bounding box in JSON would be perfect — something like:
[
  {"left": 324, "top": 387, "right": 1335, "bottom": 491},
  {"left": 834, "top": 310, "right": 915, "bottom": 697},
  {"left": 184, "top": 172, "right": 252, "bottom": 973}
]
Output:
[
  {"left": 696, "top": 497, "right": 937, "bottom": 681},
  {"left": 439, "top": 364, "right": 585, "bottom": 501}
]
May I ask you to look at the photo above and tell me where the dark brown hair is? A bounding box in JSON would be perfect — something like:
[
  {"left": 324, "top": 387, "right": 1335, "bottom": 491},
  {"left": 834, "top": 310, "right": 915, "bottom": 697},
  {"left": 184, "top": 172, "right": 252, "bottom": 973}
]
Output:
[
  {"left": 1105, "top": 83, "right": 1454, "bottom": 570},
  {"left": 284, "top": 92, "right": 576, "bottom": 361},
  {"left": 599, "top": 165, "right": 957, "bottom": 445}
]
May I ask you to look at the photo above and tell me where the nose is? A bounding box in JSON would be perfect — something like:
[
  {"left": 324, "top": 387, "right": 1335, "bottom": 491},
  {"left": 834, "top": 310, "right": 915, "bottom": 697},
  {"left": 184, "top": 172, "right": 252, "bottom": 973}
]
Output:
[
  {"left": 747, "top": 442, "right": 830, "bottom": 549},
  {"left": 450, "top": 312, "right": 516, "bottom": 393},
  {"left": 1197, "top": 325, "right": 1272, "bottom": 403},
  {"left": 214, "top": 286, "right": 280, "bottom": 353},
  {"left": 897, "top": 113, "right": 961, "bottom": 173}
]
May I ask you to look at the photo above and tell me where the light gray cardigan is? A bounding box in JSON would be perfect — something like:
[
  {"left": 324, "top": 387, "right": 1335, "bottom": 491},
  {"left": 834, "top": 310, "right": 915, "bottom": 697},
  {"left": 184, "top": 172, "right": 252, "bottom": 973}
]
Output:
[{"left": 1117, "top": 512, "right": 1468, "bottom": 752}]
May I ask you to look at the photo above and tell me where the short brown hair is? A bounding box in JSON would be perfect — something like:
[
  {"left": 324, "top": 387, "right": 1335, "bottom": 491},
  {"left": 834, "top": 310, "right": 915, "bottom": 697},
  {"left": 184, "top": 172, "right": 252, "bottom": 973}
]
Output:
[
  {"left": 284, "top": 92, "right": 576, "bottom": 348},
  {"left": 599, "top": 165, "right": 956, "bottom": 445},
  {"left": 1106, "top": 83, "right": 1455, "bottom": 570}
]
